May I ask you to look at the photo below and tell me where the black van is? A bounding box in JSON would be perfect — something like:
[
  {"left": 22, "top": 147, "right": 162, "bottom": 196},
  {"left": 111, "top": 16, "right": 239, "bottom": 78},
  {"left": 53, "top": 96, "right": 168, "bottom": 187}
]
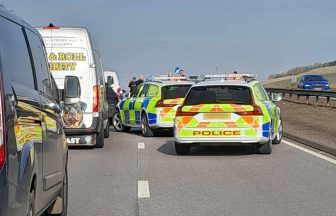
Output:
[{"left": 0, "top": 8, "right": 68, "bottom": 215}]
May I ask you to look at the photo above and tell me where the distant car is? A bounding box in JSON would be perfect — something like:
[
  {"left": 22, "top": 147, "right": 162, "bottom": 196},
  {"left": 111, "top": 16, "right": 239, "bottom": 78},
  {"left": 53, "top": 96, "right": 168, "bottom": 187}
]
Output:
[
  {"left": 104, "top": 71, "right": 121, "bottom": 99},
  {"left": 174, "top": 74, "right": 283, "bottom": 155},
  {"left": 0, "top": 8, "right": 68, "bottom": 215},
  {"left": 113, "top": 76, "right": 193, "bottom": 136},
  {"left": 298, "top": 74, "right": 330, "bottom": 90}
]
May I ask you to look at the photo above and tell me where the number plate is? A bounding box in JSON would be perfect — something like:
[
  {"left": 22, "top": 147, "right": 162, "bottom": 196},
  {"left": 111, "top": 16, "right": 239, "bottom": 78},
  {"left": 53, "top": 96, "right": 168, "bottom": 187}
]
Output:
[{"left": 203, "top": 113, "right": 231, "bottom": 120}]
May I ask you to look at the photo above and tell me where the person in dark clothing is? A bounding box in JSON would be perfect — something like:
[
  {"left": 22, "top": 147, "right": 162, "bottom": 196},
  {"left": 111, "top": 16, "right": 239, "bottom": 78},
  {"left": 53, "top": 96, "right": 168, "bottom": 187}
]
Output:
[
  {"left": 105, "top": 83, "right": 119, "bottom": 125},
  {"left": 136, "top": 75, "right": 144, "bottom": 86},
  {"left": 128, "top": 77, "right": 137, "bottom": 92}
]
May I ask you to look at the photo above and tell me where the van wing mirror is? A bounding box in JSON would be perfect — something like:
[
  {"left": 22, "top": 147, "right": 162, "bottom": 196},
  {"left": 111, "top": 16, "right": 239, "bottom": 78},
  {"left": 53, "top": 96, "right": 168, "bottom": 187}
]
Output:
[{"left": 64, "top": 76, "right": 81, "bottom": 104}]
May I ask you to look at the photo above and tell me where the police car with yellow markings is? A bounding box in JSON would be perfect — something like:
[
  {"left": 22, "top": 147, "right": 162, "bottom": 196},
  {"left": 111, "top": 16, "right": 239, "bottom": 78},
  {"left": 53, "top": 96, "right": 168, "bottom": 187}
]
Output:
[
  {"left": 113, "top": 75, "right": 194, "bottom": 136},
  {"left": 174, "top": 74, "right": 283, "bottom": 155}
]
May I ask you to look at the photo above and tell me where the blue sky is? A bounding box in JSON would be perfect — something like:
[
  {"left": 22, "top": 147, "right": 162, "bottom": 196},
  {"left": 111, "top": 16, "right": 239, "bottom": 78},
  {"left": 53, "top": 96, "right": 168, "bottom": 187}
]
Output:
[{"left": 4, "top": 0, "right": 336, "bottom": 86}]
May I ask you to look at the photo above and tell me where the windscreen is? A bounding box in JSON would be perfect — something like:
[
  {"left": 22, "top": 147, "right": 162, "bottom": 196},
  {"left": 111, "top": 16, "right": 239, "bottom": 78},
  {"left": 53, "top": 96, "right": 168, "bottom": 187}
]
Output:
[
  {"left": 305, "top": 75, "right": 325, "bottom": 81},
  {"left": 162, "top": 85, "right": 191, "bottom": 99},
  {"left": 184, "top": 85, "right": 252, "bottom": 105}
]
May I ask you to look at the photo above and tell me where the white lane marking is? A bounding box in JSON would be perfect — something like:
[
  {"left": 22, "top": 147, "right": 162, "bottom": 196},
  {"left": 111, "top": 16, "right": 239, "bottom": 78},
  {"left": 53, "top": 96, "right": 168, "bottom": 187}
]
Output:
[
  {"left": 138, "top": 142, "right": 145, "bottom": 149},
  {"left": 138, "top": 181, "right": 150, "bottom": 198},
  {"left": 283, "top": 140, "right": 336, "bottom": 165}
]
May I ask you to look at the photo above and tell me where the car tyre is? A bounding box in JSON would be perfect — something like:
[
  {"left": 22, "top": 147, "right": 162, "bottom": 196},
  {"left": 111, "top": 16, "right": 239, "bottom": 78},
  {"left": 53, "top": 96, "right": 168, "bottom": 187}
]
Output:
[
  {"left": 104, "top": 118, "right": 110, "bottom": 138},
  {"left": 112, "top": 111, "right": 130, "bottom": 132},
  {"left": 95, "top": 125, "right": 105, "bottom": 148},
  {"left": 141, "top": 113, "right": 154, "bottom": 137},
  {"left": 175, "top": 142, "right": 191, "bottom": 155},
  {"left": 27, "top": 189, "right": 35, "bottom": 216},
  {"left": 257, "top": 138, "right": 272, "bottom": 154},
  {"left": 272, "top": 118, "right": 283, "bottom": 144}
]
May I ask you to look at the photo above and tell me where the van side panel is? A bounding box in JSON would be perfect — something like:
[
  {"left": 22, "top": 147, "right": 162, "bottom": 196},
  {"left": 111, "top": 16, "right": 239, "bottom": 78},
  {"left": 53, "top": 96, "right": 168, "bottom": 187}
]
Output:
[{"left": 38, "top": 28, "right": 95, "bottom": 129}]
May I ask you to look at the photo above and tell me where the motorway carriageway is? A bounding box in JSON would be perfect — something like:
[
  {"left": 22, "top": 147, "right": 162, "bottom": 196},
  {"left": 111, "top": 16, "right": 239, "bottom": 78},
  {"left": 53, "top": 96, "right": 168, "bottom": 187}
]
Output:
[{"left": 67, "top": 129, "right": 336, "bottom": 216}]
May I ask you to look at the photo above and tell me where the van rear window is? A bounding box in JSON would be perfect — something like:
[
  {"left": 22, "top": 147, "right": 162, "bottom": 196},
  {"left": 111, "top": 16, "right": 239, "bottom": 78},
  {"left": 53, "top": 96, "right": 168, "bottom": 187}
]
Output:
[
  {"left": 184, "top": 85, "right": 252, "bottom": 105},
  {"left": 162, "top": 85, "right": 191, "bottom": 99}
]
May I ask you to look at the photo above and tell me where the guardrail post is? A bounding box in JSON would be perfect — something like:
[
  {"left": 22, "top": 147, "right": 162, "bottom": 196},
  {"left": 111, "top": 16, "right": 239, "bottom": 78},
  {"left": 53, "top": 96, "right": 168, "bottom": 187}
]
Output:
[
  {"left": 306, "top": 96, "right": 309, "bottom": 104},
  {"left": 296, "top": 94, "right": 300, "bottom": 103},
  {"left": 316, "top": 96, "right": 319, "bottom": 105},
  {"left": 326, "top": 97, "right": 330, "bottom": 107},
  {"left": 289, "top": 93, "right": 291, "bottom": 102}
]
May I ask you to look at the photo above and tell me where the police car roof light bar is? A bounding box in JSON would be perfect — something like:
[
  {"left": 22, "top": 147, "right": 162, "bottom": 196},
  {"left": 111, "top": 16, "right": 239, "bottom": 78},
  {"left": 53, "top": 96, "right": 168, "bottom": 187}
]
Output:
[
  {"left": 147, "top": 75, "right": 188, "bottom": 82},
  {"left": 200, "top": 73, "right": 258, "bottom": 82}
]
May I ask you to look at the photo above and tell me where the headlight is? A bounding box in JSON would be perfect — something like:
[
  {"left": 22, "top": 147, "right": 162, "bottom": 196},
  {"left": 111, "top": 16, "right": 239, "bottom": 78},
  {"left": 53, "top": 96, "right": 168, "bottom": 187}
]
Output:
[
  {"left": 325, "top": 84, "right": 330, "bottom": 87},
  {"left": 304, "top": 84, "right": 311, "bottom": 87}
]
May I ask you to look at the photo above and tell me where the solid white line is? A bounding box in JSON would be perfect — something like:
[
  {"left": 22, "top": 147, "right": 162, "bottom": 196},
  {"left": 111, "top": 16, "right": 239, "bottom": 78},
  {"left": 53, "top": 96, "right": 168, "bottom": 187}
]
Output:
[
  {"left": 138, "top": 142, "right": 145, "bottom": 149},
  {"left": 283, "top": 140, "right": 336, "bottom": 165},
  {"left": 138, "top": 181, "right": 150, "bottom": 198}
]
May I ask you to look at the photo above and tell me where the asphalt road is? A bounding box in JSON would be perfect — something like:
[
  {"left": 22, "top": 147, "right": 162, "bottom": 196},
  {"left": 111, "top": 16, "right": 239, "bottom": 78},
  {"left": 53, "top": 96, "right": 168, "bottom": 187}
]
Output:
[{"left": 68, "top": 129, "right": 336, "bottom": 216}]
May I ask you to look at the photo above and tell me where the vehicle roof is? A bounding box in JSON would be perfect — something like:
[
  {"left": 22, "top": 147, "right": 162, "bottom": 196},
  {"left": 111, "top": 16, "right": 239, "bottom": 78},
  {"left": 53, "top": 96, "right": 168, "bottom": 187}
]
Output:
[
  {"left": 192, "top": 80, "right": 258, "bottom": 88},
  {"left": 104, "top": 71, "right": 117, "bottom": 75},
  {"left": 145, "top": 81, "right": 194, "bottom": 87},
  {"left": 302, "top": 74, "right": 324, "bottom": 77},
  {"left": 36, "top": 26, "right": 89, "bottom": 32},
  {"left": 0, "top": 7, "right": 40, "bottom": 36}
]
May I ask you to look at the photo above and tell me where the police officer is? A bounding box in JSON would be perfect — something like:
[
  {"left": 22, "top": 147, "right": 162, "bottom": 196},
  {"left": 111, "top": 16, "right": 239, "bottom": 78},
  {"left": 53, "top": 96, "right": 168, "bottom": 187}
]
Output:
[
  {"left": 136, "top": 75, "right": 144, "bottom": 86},
  {"left": 128, "top": 77, "right": 137, "bottom": 92}
]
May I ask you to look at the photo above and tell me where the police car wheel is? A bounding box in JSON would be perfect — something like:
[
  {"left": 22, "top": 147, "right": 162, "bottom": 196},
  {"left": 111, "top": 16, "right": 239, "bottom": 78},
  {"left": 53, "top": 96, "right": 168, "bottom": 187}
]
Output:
[
  {"left": 257, "top": 138, "right": 272, "bottom": 154},
  {"left": 175, "top": 142, "right": 191, "bottom": 155},
  {"left": 141, "top": 114, "right": 154, "bottom": 137},
  {"left": 113, "top": 111, "right": 128, "bottom": 132},
  {"left": 272, "top": 118, "right": 283, "bottom": 145}
]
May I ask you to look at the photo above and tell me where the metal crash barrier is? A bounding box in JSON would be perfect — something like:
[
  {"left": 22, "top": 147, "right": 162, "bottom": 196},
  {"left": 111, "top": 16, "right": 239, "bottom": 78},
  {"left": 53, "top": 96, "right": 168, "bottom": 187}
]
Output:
[{"left": 265, "top": 88, "right": 336, "bottom": 107}]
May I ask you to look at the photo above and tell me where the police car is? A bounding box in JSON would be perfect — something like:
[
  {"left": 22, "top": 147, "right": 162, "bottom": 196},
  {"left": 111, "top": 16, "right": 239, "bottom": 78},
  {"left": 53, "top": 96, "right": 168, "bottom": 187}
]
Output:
[
  {"left": 174, "top": 74, "right": 283, "bottom": 155},
  {"left": 113, "top": 75, "right": 194, "bottom": 136}
]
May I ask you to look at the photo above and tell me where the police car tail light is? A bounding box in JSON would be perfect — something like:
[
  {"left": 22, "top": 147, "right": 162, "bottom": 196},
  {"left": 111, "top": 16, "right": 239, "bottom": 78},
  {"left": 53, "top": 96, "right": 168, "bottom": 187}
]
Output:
[
  {"left": 252, "top": 105, "right": 263, "bottom": 116},
  {"left": 236, "top": 105, "right": 262, "bottom": 116},
  {"left": 176, "top": 106, "right": 197, "bottom": 117},
  {"left": 0, "top": 85, "right": 5, "bottom": 170},
  {"left": 155, "top": 99, "right": 175, "bottom": 108},
  {"left": 93, "top": 85, "right": 99, "bottom": 112}
]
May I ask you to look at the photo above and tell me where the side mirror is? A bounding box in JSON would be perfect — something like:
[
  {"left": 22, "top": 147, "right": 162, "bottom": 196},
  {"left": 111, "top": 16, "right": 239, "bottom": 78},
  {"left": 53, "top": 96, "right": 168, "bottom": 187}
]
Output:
[
  {"left": 125, "top": 92, "right": 131, "bottom": 98},
  {"left": 48, "top": 102, "right": 61, "bottom": 113},
  {"left": 271, "top": 93, "right": 282, "bottom": 102},
  {"left": 64, "top": 76, "right": 81, "bottom": 105}
]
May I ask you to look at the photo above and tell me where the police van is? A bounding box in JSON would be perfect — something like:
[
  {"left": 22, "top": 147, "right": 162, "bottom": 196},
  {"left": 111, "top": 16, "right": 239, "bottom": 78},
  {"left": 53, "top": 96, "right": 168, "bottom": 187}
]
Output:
[{"left": 37, "top": 25, "right": 109, "bottom": 147}]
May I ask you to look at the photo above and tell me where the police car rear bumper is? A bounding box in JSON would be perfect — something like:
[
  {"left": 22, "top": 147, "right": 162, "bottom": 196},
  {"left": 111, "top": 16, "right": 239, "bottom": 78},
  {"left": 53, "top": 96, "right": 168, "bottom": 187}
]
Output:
[
  {"left": 175, "top": 137, "right": 268, "bottom": 144},
  {"left": 150, "top": 122, "right": 174, "bottom": 129}
]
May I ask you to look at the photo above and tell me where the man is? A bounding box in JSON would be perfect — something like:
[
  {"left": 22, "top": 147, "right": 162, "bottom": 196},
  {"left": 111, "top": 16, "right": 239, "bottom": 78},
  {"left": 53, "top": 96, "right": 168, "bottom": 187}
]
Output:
[
  {"left": 128, "top": 77, "right": 137, "bottom": 92},
  {"left": 136, "top": 75, "right": 144, "bottom": 86},
  {"left": 179, "top": 69, "right": 186, "bottom": 77}
]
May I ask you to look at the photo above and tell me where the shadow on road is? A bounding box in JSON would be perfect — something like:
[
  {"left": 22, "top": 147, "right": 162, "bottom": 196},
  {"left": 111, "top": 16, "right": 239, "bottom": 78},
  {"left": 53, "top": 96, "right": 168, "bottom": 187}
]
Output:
[
  {"left": 126, "top": 128, "right": 174, "bottom": 138},
  {"left": 158, "top": 141, "right": 257, "bottom": 156}
]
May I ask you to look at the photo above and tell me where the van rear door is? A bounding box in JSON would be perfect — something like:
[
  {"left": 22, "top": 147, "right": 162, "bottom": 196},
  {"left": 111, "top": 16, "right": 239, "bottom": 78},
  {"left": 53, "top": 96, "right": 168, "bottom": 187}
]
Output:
[{"left": 38, "top": 28, "right": 95, "bottom": 129}]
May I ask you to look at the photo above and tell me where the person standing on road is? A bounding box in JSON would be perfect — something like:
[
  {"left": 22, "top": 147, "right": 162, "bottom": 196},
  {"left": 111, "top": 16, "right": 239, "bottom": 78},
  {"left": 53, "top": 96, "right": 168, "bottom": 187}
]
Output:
[
  {"left": 128, "top": 77, "right": 137, "bottom": 93},
  {"left": 136, "top": 75, "right": 144, "bottom": 86}
]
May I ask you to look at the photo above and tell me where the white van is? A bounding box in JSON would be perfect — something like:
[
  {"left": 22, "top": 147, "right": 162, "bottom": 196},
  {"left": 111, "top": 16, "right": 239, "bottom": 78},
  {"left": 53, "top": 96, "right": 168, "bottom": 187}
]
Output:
[
  {"left": 37, "top": 24, "right": 109, "bottom": 147},
  {"left": 104, "top": 71, "right": 121, "bottom": 98}
]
